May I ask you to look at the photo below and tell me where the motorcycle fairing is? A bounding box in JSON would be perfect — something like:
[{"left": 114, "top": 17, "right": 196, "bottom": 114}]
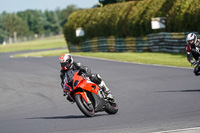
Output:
[
  {"left": 91, "top": 92, "right": 106, "bottom": 112},
  {"left": 72, "top": 72, "right": 100, "bottom": 95}
]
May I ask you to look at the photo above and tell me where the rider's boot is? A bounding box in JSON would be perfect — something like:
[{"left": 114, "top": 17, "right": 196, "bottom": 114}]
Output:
[
  {"left": 90, "top": 73, "right": 114, "bottom": 99},
  {"left": 99, "top": 80, "right": 114, "bottom": 99}
]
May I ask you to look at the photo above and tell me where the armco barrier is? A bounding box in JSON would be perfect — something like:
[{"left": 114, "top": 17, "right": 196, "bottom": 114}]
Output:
[
  {"left": 147, "top": 32, "right": 190, "bottom": 52},
  {"left": 107, "top": 36, "right": 116, "bottom": 52},
  {"left": 125, "top": 37, "right": 137, "bottom": 52},
  {"left": 81, "top": 39, "right": 91, "bottom": 52},
  {"left": 68, "top": 32, "right": 199, "bottom": 53},
  {"left": 115, "top": 38, "right": 126, "bottom": 52},
  {"left": 98, "top": 37, "right": 107, "bottom": 52},
  {"left": 90, "top": 37, "right": 99, "bottom": 52}
]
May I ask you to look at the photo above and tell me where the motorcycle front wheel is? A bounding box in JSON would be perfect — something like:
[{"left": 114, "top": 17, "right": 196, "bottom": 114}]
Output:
[
  {"left": 105, "top": 100, "right": 118, "bottom": 114},
  {"left": 74, "top": 94, "right": 95, "bottom": 117}
]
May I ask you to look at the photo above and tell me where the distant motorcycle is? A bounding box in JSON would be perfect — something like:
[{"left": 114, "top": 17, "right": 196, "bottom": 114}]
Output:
[{"left": 63, "top": 71, "right": 118, "bottom": 117}]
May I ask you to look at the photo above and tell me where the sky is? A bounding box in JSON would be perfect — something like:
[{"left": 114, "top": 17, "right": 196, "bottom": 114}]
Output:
[{"left": 0, "top": 0, "right": 99, "bottom": 13}]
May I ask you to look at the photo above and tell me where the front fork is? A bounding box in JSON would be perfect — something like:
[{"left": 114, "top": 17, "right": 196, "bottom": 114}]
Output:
[{"left": 74, "top": 91, "right": 92, "bottom": 104}]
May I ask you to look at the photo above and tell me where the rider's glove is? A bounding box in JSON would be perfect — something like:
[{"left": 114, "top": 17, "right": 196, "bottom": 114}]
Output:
[{"left": 190, "top": 60, "right": 196, "bottom": 66}]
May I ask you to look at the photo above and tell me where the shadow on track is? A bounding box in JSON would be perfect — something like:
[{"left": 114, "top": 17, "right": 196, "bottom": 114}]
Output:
[{"left": 26, "top": 114, "right": 106, "bottom": 119}]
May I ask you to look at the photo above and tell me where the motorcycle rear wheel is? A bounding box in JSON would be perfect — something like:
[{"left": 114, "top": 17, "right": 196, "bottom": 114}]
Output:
[{"left": 74, "top": 94, "right": 95, "bottom": 117}]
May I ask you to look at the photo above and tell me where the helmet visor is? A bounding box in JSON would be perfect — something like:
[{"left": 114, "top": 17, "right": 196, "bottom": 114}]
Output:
[
  {"left": 188, "top": 40, "right": 194, "bottom": 45},
  {"left": 60, "top": 59, "right": 71, "bottom": 68}
]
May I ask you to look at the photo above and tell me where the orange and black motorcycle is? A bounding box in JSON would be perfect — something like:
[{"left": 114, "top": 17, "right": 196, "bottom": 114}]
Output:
[{"left": 63, "top": 71, "right": 118, "bottom": 117}]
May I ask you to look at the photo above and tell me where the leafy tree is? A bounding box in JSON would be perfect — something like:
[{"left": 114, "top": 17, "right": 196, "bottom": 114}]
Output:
[
  {"left": 1, "top": 13, "right": 29, "bottom": 37},
  {"left": 17, "top": 10, "right": 45, "bottom": 35},
  {"left": 0, "top": 12, "right": 9, "bottom": 43},
  {"left": 0, "top": 4, "right": 83, "bottom": 43},
  {"left": 58, "top": 5, "right": 79, "bottom": 27},
  {"left": 44, "top": 10, "right": 62, "bottom": 35},
  {"left": 0, "top": 28, "right": 9, "bottom": 43},
  {"left": 99, "top": 0, "right": 117, "bottom": 6}
]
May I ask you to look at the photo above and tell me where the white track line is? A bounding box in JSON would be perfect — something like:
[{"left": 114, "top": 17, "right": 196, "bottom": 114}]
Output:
[{"left": 153, "top": 127, "right": 200, "bottom": 133}]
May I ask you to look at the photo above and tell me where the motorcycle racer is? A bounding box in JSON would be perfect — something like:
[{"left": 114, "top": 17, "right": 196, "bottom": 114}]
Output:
[
  {"left": 59, "top": 53, "right": 114, "bottom": 102},
  {"left": 186, "top": 33, "right": 200, "bottom": 76}
]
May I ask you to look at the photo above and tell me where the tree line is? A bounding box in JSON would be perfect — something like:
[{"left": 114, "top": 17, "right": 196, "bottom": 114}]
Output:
[
  {"left": 98, "top": 0, "right": 142, "bottom": 6},
  {"left": 0, "top": 5, "right": 79, "bottom": 44}
]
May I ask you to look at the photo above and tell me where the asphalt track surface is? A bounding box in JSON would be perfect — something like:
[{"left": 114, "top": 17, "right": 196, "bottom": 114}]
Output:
[{"left": 0, "top": 52, "right": 200, "bottom": 133}]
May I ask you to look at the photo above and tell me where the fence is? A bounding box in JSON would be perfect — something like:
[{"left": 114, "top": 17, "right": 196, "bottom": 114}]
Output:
[{"left": 68, "top": 32, "right": 199, "bottom": 53}]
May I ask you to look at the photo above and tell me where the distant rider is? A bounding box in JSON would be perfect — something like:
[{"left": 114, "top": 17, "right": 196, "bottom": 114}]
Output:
[
  {"left": 186, "top": 33, "right": 200, "bottom": 76},
  {"left": 59, "top": 53, "right": 114, "bottom": 102}
]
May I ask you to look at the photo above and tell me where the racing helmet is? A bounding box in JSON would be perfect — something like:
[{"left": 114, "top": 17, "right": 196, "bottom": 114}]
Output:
[
  {"left": 59, "top": 54, "right": 73, "bottom": 70},
  {"left": 186, "top": 33, "right": 197, "bottom": 45}
]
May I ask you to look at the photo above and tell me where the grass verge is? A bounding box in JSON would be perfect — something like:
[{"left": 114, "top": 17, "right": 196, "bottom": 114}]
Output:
[
  {"left": 2, "top": 35, "right": 190, "bottom": 68},
  {"left": 12, "top": 49, "right": 191, "bottom": 68},
  {"left": 71, "top": 52, "right": 191, "bottom": 68},
  {"left": 0, "top": 35, "right": 66, "bottom": 53}
]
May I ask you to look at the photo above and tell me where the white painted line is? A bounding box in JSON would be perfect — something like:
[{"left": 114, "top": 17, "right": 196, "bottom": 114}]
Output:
[
  {"left": 10, "top": 55, "right": 43, "bottom": 58},
  {"left": 152, "top": 127, "right": 200, "bottom": 133}
]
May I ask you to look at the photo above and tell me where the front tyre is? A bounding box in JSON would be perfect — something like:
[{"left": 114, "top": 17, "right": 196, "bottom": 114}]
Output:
[
  {"left": 74, "top": 94, "right": 95, "bottom": 117},
  {"left": 105, "top": 101, "right": 118, "bottom": 114}
]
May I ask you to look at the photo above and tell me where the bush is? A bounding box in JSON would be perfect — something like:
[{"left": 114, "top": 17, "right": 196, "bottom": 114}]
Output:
[{"left": 64, "top": 0, "right": 200, "bottom": 45}]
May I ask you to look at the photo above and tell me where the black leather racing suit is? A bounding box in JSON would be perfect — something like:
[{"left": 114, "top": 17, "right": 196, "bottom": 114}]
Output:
[
  {"left": 60, "top": 62, "right": 102, "bottom": 90},
  {"left": 186, "top": 39, "right": 200, "bottom": 75}
]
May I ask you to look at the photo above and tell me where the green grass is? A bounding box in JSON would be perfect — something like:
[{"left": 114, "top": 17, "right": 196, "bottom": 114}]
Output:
[
  {"left": 1, "top": 35, "right": 191, "bottom": 68},
  {"left": 0, "top": 35, "right": 66, "bottom": 53},
  {"left": 71, "top": 52, "right": 191, "bottom": 68},
  {"left": 13, "top": 50, "right": 191, "bottom": 68}
]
